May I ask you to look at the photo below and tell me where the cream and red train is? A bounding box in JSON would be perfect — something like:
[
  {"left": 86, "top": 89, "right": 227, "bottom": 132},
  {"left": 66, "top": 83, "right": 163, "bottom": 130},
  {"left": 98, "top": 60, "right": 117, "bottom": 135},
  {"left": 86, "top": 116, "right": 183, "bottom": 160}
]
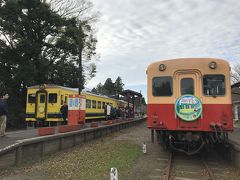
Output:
[{"left": 147, "top": 58, "right": 233, "bottom": 154}]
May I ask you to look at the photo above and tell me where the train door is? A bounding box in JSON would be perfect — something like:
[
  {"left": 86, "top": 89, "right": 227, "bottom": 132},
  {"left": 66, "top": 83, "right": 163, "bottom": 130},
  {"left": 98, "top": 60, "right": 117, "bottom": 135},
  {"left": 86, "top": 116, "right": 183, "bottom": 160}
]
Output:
[
  {"left": 174, "top": 70, "right": 202, "bottom": 129},
  {"left": 36, "top": 91, "right": 47, "bottom": 120}
]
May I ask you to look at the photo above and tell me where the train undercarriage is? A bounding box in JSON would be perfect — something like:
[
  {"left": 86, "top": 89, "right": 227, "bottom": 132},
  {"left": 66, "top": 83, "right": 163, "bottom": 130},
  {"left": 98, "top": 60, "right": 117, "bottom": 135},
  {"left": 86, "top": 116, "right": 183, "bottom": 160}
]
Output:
[{"left": 155, "top": 130, "right": 229, "bottom": 155}]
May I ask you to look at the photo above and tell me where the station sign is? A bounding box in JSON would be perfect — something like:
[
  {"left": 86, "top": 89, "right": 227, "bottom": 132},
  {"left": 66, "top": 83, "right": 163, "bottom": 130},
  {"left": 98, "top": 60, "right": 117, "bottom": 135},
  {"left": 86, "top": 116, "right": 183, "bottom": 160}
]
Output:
[
  {"left": 68, "top": 95, "right": 86, "bottom": 111},
  {"left": 175, "top": 95, "right": 202, "bottom": 121}
]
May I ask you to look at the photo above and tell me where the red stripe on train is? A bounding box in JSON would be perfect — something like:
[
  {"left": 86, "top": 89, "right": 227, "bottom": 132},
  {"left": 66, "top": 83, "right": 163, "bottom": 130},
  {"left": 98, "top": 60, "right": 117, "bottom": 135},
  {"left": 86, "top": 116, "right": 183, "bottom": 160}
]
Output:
[{"left": 147, "top": 104, "right": 233, "bottom": 132}]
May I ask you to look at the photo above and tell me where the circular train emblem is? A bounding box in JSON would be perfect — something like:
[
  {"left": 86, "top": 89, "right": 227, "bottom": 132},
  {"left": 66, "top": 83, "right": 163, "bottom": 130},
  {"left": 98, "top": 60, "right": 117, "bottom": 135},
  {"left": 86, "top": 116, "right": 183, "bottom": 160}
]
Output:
[{"left": 175, "top": 95, "right": 202, "bottom": 121}]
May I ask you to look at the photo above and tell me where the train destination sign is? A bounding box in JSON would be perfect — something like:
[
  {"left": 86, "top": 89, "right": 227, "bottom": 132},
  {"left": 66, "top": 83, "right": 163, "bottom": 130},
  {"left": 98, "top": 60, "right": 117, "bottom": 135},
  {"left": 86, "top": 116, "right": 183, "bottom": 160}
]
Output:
[{"left": 175, "top": 95, "right": 202, "bottom": 121}]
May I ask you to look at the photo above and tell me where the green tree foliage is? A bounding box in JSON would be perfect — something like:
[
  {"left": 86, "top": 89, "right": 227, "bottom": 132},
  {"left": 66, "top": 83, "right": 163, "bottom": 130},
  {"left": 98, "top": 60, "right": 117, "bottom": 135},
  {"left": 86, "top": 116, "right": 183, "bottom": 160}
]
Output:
[
  {"left": 0, "top": 0, "right": 98, "bottom": 128},
  {"left": 91, "top": 87, "right": 97, "bottom": 94},
  {"left": 114, "top": 76, "right": 124, "bottom": 95},
  {"left": 50, "top": 0, "right": 99, "bottom": 92},
  {"left": 48, "top": 59, "right": 79, "bottom": 87},
  {"left": 92, "top": 77, "right": 125, "bottom": 96},
  {"left": 103, "top": 78, "right": 115, "bottom": 95},
  {"left": 91, "top": 78, "right": 114, "bottom": 96},
  {"left": 96, "top": 83, "right": 104, "bottom": 94},
  {"left": 0, "top": 0, "right": 64, "bottom": 127}
]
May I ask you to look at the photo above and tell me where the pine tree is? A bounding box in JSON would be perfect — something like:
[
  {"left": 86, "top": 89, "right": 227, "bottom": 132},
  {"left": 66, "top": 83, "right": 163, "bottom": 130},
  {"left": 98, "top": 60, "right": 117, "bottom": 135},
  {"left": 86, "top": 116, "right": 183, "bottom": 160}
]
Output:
[
  {"left": 103, "top": 78, "right": 115, "bottom": 95},
  {"left": 114, "top": 76, "right": 124, "bottom": 95}
]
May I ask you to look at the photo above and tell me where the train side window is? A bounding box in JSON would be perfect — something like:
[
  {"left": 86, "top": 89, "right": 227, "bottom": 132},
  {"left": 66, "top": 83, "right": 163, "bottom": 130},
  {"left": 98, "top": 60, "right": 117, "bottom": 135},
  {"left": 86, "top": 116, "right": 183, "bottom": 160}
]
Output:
[
  {"left": 152, "top": 76, "right": 173, "bottom": 96},
  {"left": 65, "top": 96, "right": 68, "bottom": 103},
  {"left": 97, "top": 101, "right": 101, "bottom": 109},
  {"left": 203, "top": 75, "right": 225, "bottom": 96},
  {"left": 28, "top": 94, "right": 36, "bottom": 103},
  {"left": 92, "top": 100, "right": 96, "bottom": 108},
  {"left": 49, "top": 93, "right": 57, "bottom": 103},
  {"left": 86, "top": 99, "right": 91, "bottom": 108},
  {"left": 102, "top": 102, "right": 106, "bottom": 109},
  {"left": 181, "top": 78, "right": 194, "bottom": 95},
  {"left": 40, "top": 95, "right": 45, "bottom": 103}
]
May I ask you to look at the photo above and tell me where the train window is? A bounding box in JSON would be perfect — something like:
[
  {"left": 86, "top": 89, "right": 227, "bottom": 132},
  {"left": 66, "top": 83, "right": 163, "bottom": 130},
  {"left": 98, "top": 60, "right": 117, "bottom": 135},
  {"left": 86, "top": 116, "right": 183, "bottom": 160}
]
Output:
[
  {"left": 92, "top": 100, "right": 96, "bottom": 108},
  {"left": 86, "top": 99, "right": 91, "bottom": 108},
  {"left": 97, "top": 101, "right": 101, "bottom": 109},
  {"left": 40, "top": 95, "right": 45, "bottom": 103},
  {"left": 49, "top": 93, "right": 57, "bottom": 103},
  {"left": 203, "top": 75, "right": 225, "bottom": 96},
  {"left": 181, "top": 78, "right": 194, "bottom": 95},
  {"left": 152, "top": 77, "right": 173, "bottom": 96},
  {"left": 28, "top": 94, "right": 36, "bottom": 103},
  {"left": 102, "top": 102, "right": 106, "bottom": 109},
  {"left": 65, "top": 96, "right": 67, "bottom": 103}
]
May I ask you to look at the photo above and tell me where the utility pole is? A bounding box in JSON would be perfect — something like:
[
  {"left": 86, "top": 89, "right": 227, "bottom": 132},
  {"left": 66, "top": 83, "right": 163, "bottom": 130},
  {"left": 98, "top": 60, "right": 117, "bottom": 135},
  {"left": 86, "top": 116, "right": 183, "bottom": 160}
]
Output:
[{"left": 78, "top": 23, "right": 84, "bottom": 95}]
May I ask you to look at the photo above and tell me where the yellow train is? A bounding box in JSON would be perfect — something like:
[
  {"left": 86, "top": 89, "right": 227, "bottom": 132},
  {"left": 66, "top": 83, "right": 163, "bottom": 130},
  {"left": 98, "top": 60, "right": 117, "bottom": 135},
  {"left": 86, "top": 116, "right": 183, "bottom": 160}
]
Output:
[{"left": 25, "top": 84, "right": 120, "bottom": 126}]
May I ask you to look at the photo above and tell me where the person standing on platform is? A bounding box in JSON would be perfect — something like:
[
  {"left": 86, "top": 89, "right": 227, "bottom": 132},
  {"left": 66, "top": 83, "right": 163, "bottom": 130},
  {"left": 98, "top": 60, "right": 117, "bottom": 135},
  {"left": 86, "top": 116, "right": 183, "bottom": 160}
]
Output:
[
  {"left": 0, "top": 94, "right": 9, "bottom": 137},
  {"left": 60, "top": 102, "right": 68, "bottom": 125},
  {"left": 105, "top": 104, "right": 111, "bottom": 120}
]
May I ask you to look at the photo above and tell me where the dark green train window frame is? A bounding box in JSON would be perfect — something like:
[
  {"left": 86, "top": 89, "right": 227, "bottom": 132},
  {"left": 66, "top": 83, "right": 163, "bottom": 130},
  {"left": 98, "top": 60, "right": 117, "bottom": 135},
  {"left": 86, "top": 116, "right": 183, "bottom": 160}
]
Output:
[
  {"left": 152, "top": 76, "right": 173, "bottom": 96},
  {"left": 92, "top": 100, "right": 96, "bottom": 109},
  {"left": 203, "top": 74, "right": 226, "bottom": 96},
  {"left": 181, "top": 78, "right": 194, "bottom": 95},
  {"left": 86, "top": 99, "right": 91, "bottom": 108}
]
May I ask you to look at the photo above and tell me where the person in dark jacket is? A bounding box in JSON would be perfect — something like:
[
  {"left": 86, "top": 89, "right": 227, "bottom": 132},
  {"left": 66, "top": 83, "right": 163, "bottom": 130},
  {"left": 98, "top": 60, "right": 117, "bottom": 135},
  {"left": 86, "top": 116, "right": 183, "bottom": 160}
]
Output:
[
  {"left": 0, "top": 94, "right": 9, "bottom": 137},
  {"left": 60, "top": 102, "right": 68, "bottom": 125}
]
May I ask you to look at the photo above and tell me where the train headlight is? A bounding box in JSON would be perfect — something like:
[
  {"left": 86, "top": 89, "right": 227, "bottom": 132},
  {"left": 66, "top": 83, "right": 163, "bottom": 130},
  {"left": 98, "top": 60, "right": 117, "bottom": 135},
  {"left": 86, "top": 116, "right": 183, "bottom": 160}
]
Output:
[
  {"left": 159, "top": 64, "right": 166, "bottom": 71},
  {"left": 209, "top": 61, "right": 217, "bottom": 69}
]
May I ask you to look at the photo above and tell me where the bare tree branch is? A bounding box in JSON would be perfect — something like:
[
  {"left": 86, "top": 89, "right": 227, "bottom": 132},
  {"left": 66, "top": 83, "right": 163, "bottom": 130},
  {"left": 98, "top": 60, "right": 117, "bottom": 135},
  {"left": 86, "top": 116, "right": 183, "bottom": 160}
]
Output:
[
  {"left": 231, "top": 63, "right": 240, "bottom": 84},
  {"left": 0, "top": 32, "right": 14, "bottom": 49}
]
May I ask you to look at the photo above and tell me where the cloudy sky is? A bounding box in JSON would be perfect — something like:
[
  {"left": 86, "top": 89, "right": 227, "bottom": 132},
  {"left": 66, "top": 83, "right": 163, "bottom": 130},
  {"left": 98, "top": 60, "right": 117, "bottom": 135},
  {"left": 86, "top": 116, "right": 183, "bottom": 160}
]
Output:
[{"left": 87, "top": 0, "right": 240, "bottom": 99}]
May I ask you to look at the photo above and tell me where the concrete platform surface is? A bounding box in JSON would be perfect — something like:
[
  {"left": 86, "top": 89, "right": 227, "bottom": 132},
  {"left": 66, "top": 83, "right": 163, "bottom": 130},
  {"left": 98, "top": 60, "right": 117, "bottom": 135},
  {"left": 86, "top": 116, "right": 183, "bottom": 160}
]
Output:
[
  {"left": 0, "top": 120, "right": 122, "bottom": 151},
  {"left": 0, "top": 128, "right": 38, "bottom": 150}
]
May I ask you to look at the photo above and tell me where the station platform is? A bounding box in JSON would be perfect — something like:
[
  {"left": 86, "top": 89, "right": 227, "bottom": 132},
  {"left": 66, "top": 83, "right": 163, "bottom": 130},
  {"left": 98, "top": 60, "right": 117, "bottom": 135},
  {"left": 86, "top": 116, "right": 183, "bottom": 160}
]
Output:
[
  {"left": 0, "top": 125, "right": 92, "bottom": 151},
  {"left": 0, "top": 117, "right": 145, "bottom": 169},
  {"left": 0, "top": 128, "right": 38, "bottom": 150},
  {"left": 0, "top": 120, "right": 127, "bottom": 151}
]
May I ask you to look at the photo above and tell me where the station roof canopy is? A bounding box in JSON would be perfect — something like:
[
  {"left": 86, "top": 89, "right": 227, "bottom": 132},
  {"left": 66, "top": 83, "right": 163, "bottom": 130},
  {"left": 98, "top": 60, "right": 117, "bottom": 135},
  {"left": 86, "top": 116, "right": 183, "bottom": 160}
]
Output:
[
  {"left": 231, "top": 82, "right": 240, "bottom": 88},
  {"left": 119, "top": 89, "right": 142, "bottom": 98},
  {"left": 231, "top": 82, "right": 240, "bottom": 96}
]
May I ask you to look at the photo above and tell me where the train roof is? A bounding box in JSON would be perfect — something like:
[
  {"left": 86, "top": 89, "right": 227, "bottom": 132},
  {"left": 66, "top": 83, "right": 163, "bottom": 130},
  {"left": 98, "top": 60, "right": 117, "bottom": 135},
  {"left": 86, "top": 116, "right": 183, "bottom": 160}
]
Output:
[
  {"left": 147, "top": 58, "right": 230, "bottom": 71},
  {"left": 27, "top": 84, "right": 119, "bottom": 101}
]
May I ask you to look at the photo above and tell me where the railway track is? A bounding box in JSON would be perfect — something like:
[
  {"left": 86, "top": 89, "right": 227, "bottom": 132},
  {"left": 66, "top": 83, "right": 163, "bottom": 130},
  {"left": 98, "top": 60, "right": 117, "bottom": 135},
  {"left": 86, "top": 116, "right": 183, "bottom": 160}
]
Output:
[{"left": 149, "top": 148, "right": 238, "bottom": 180}]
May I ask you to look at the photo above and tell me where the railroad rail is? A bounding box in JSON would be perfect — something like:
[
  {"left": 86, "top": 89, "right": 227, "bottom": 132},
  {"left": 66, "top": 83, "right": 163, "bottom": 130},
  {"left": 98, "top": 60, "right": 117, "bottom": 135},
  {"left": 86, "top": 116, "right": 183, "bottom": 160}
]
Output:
[{"left": 152, "top": 148, "right": 238, "bottom": 180}]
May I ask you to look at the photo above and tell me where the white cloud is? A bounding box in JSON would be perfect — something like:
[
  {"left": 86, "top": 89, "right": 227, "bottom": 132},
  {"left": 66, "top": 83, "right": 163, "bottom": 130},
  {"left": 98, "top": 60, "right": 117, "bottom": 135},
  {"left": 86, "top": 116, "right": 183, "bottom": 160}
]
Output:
[{"left": 88, "top": 0, "right": 240, "bottom": 93}]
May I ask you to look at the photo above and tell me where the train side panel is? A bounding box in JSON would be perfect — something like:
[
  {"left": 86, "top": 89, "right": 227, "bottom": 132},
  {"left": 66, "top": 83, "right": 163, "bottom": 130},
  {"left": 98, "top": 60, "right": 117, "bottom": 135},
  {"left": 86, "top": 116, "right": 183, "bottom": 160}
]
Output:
[{"left": 25, "top": 85, "right": 120, "bottom": 125}]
